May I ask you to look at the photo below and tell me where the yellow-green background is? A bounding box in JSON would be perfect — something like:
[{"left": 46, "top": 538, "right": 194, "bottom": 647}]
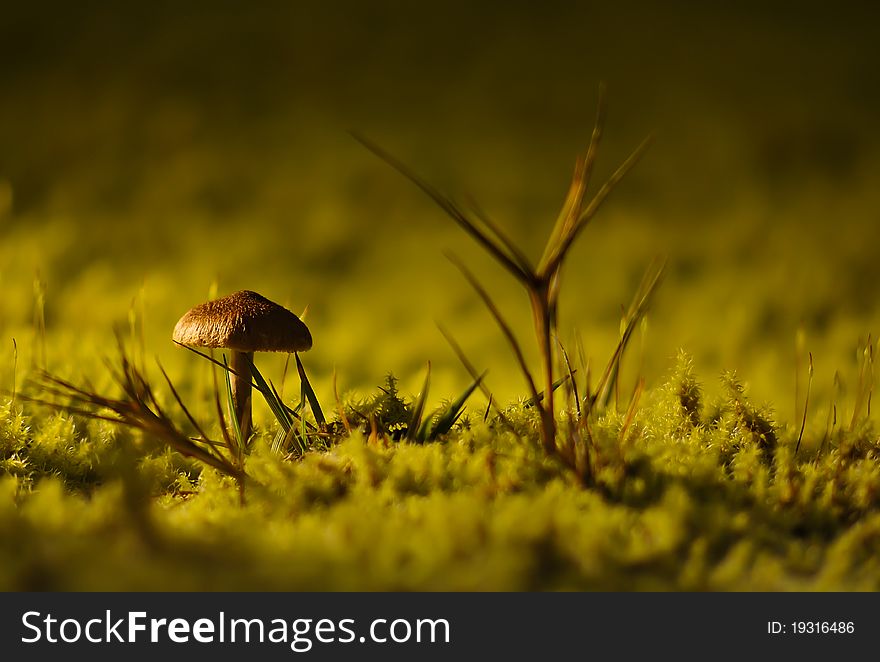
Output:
[{"left": 1, "top": 1, "right": 878, "bottom": 424}]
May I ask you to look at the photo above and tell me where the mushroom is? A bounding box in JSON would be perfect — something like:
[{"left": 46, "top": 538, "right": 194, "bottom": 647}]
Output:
[{"left": 172, "top": 289, "right": 312, "bottom": 442}]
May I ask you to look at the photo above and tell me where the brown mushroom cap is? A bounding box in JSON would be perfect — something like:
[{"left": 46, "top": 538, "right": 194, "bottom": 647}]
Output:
[{"left": 172, "top": 289, "right": 312, "bottom": 353}]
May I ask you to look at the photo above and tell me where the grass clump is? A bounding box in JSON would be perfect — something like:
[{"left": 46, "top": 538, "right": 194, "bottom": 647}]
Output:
[{"left": 354, "top": 88, "right": 656, "bottom": 464}]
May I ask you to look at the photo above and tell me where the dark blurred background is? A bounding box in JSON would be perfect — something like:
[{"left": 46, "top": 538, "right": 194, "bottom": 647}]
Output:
[
  {"left": 1, "top": 1, "right": 879, "bottom": 412},
  {"left": 3, "top": 1, "right": 877, "bottom": 212}
]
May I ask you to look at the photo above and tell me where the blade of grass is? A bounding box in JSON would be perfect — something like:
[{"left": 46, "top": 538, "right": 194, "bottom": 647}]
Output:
[
  {"left": 176, "top": 342, "right": 253, "bottom": 388},
  {"left": 420, "top": 371, "right": 486, "bottom": 441},
  {"left": 595, "top": 257, "right": 665, "bottom": 410},
  {"left": 541, "top": 135, "right": 654, "bottom": 279},
  {"left": 156, "top": 359, "right": 211, "bottom": 443},
  {"left": 351, "top": 132, "right": 533, "bottom": 287},
  {"left": 280, "top": 353, "right": 291, "bottom": 400},
  {"left": 272, "top": 427, "right": 288, "bottom": 454},
  {"left": 523, "top": 374, "right": 573, "bottom": 409},
  {"left": 556, "top": 336, "right": 581, "bottom": 417},
  {"left": 436, "top": 322, "right": 512, "bottom": 428},
  {"left": 223, "top": 355, "right": 244, "bottom": 456},
  {"left": 268, "top": 379, "right": 294, "bottom": 428},
  {"left": 407, "top": 362, "right": 431, "bottom": 441},
  {"left": 541, "top": 85, "right": 606, "bottom": 268},
  {"left": 542, "top": 154, "right": 588, "bottom": 270},
  {"left": 243, "top": 353, "right": 292, "bottom": 433},
  {"left": 210, "top": 350, "right": 233, "bottom": 449},
  {"left": 446, "top": 252, "right": 541, "bottom": 407},
  {"left": 466, "top": 196, "right": 534, "bottom": 276},
  {"left": 299, "top": 407, "right": 308, "bottom": 451},
  {"left": 295, "top": 353, "right": 326, "bottom": 426}
]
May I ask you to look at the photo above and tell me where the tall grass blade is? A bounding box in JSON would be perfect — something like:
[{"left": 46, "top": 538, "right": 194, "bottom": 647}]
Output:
[
  {"left": 466, "top": 197, "right": 534, "bottom": 276},
  {"left": 595, "top": 257, "right": 665, "bottom": 410},
  {"left": 280, "top": 353, "right": 292, "bottom": 400},
  {"left": 156, "top": 359, "right": 211, "bottom": 443},
  {"left": 556, "top": 336, "right": 580, "bottom": 417},
  {"left": 272, "top": 427, "right": 288, "bottom": 454},
  {"left": 268, "top": 379, "right": 293, "bottom": 427},
  {"left": 223, "top": 355, "right": 244, "bottom": 456},
  {"left": 407, "top": 362, "right": 431, "bottom": 441},
  {"left": 542, "top": 135, "right": 654, "bottom": 278},
  {"left": 436, "top": 323, "right": 512, "bottom": 428},
  {"left": 541, "top": 85, "right": 606, "bottom": 269},
  {"left": 351, "top": 132, "right": 532, "bottom": 286},
  {"left": 243, "top": 353, "right": 292, "bottom": 434},
  {"left": 446, "top": 252, "right": 540, "bottom": 406},
  {"left": 523, "top": 374, "right": 572, "bottom": 409},
  {"left": 296, "top": 353, "right": 326, "bottom": 426},
  {"left": 210, "top": 350, "right": 233, "bottom": 449},
  {"left": 419, "top": 371, "right": 486, "bottom": 441}
]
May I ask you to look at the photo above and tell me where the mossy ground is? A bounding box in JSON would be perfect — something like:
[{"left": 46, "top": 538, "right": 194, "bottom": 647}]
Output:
[
  {"left": 2, "top": 3, "right": 880, "bottom": 591},
  {"left": 2, "top": 352, "right": 879, "bottom": 591}
]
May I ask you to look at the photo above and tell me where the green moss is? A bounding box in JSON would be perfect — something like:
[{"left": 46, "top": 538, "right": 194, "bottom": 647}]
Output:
[{"left": 3, "top": 347, "right": 880, "bottom": 592}]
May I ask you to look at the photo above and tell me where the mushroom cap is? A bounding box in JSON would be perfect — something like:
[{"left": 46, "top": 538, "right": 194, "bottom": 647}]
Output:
[{"left": 173, "top": 290, "right": 312, "bottom": 353}]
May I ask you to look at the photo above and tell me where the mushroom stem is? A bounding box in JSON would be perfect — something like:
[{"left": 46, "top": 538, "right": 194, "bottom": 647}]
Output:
[{"left": 231, "top": 350, "right": 253, "bottom": 444}]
